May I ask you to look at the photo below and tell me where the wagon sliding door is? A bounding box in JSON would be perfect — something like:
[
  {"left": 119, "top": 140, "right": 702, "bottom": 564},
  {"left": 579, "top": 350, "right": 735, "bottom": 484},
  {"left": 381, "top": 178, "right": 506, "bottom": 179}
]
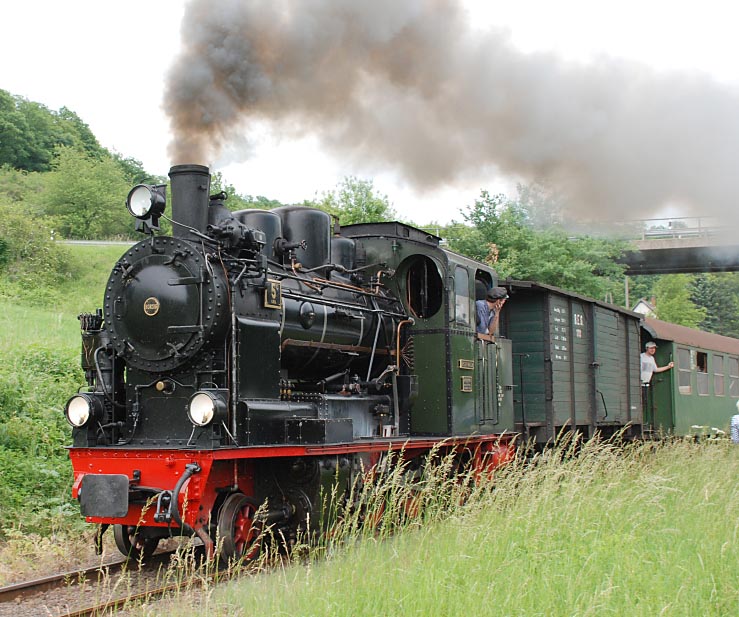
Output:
[{"left": 592, "top": 307, "right": 641, "bottom": 433}]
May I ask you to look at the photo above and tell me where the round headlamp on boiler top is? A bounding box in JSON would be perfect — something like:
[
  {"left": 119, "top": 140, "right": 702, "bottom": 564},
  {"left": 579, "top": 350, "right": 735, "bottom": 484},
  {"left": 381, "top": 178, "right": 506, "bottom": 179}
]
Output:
[{"left": 126, "top": 184, "right": 166, "bottom": 220}]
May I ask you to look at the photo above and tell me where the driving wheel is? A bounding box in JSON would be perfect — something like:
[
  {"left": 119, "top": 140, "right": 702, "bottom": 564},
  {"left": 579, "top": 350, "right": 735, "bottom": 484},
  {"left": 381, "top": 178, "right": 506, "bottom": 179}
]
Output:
[{"left": 217, "top": 493, "right": 261, "bottom": 562}]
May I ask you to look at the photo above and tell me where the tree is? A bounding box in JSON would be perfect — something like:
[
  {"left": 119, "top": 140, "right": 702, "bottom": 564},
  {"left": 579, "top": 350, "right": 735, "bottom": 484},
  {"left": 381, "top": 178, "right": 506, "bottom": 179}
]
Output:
[
  {"left": 208, "top": 172, "right": 286, "bottom": 212},
  {"left": 690, "top": 273, "right": 739, "bottom": 337},
  {"left": 444, "top": 189, "right": 628, "bottom": 302},
  {"left": 625, "top": 274, "right": 658, "bottom": 311},
  {"left": 0, "top": 197, "right": 71, "bottom": 303},
  {"left": 0, "top": 90, "right": 35, "bottom": 170},
  {"left": 0, "top": 89, "right": 104, "bottom": 172},
  {"left": 653, "top": 274, "right": 706, "bottom": 328},
  {"left": 40, "top": 147, "right": 133, "bottom": 239},
  {"left": 312, "top": 177, "right": 396, "bottom": 225},
  {"left": 111, "top": 153, "right": 164, "bottom": 185}
]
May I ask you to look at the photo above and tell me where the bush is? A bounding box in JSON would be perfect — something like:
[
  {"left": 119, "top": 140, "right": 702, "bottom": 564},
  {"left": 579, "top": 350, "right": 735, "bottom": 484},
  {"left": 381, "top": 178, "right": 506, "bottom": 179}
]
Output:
[
  {"left": 0, "top": 345, "right": 83, "bottom": 536},
  {"left": 0, "top": 200, "right": 72, "bottom": 304}
]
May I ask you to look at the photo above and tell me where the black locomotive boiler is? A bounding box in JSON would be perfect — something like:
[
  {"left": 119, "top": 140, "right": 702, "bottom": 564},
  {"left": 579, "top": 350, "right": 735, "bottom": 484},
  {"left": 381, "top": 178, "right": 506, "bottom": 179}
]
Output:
[{"left": 65, "top": 164, "right": 516, "bottom": 560}]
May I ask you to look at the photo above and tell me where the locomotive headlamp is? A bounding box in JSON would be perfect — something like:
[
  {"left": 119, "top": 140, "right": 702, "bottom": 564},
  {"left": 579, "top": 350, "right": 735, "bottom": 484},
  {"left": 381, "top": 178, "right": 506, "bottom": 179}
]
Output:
[
  {"left": 187, "top": 391, "right": 227, "bottom": 427},
  {"left": 65, "top": 393, "right": 104, "bottom": 428},
  {"left": 126, "top": 184, "right": 166, "bottom": 220}
]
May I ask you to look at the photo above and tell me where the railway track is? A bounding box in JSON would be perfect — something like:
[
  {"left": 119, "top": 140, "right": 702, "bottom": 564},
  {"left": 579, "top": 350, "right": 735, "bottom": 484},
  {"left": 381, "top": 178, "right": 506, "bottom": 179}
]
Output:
[{"left": 0, "top": 551, "right": 198, "bottom": 617}]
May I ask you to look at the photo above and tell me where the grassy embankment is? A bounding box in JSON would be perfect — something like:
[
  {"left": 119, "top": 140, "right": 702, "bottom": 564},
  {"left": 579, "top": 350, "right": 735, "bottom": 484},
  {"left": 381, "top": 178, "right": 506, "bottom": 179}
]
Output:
[
  {"left": 162, "top": 438, "right": 739, "bottom": 617},
  {"left": 0, "top": 244, "right": 123, "bottom": 578}
]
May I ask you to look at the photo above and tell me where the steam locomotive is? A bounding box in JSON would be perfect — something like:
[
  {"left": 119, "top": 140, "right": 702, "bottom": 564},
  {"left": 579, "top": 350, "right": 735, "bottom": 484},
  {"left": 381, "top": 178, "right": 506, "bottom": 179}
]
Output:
[{"left": 65, "top": 164, "right": 516, "bottom": 560}]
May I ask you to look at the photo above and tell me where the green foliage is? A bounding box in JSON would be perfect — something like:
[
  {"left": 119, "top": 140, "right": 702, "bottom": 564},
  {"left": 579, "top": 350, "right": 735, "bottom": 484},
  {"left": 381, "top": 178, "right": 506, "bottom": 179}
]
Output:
[
  {"left": 0, "top": 344, "right": 83, "bottom": 536},
  {"left": 0, "top": 164, "right": 45, "bottom": 207},
  {"left": 0, "top": 199, "right": 72, "bottom": 304},
  {"left": 0, "top": 89, "right": 104, "bottom": 172},
  {"left": 311, "top": 176, "right": 396, "bottom": 225},
  {"left": 209, "top": 171, "right": 271, "bottom": 212},
  {"left": 653, "top": 274, "right": 707, "bottom": 328},
  {"left": 0, "top": 241, "right": 131, "bottom": 538},
  {"left": 626, "top": 274, "right": 658, "bottom": 310},
  {"left": 0, "top": 90, "right": 35, "bottom": 170},
  {"left": 690, "top": 273, "right": 739, "bottom": 337},
  {"left": 445, "top": 189, "right": 628, "bottom": 301},
  {"left": 111, "top": 152, "right": 164, "bottom": 185},
  {"left": 39, "top": 146, "right": 134, "bottom": 239}
]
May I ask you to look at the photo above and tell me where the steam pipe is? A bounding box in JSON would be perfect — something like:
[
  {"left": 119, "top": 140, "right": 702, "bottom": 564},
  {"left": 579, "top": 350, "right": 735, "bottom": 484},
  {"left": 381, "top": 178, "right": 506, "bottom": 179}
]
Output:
[
  {"left": 167, "top": 462, "right": 214, "bottom": 556},
  {"left": 169, "top": 462, "right": 200, "bottom": 535},
  {"left": 395, "top": 319, "right": 415, "bottom": 368}
]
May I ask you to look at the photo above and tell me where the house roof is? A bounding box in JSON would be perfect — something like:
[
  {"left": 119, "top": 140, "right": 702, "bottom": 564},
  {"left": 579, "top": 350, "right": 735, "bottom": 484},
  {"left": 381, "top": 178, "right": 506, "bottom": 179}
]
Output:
[{"left": 632, "top": 298, "right": 656, "bottom": 312}]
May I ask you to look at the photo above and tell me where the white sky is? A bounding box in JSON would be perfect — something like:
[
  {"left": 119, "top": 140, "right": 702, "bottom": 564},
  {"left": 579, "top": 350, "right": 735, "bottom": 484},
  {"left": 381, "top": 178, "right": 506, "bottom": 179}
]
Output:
[{"left": 2, "top": 0, "right": 738, "bottom": 224}]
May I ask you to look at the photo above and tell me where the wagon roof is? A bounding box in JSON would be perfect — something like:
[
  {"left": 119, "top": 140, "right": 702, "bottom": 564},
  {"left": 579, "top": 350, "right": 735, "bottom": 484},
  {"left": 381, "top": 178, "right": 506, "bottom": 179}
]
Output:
[
  {"left": 643, "top": 317, "right": 739, "bottom": 355},
  {"left": 504, "top": 279, "right": 641, "bottom": 318}
]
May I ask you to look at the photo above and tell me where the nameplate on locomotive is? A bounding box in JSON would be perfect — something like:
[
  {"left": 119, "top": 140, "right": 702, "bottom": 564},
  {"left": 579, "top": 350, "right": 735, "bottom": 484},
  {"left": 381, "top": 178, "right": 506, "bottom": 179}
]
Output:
[
  {"left": 264, "top": 280, "right": 282, "bottom": 309},
  {"left": 458, "top": 359, "right": 474, "bottom": 370},
  {"left": 143, "top": 297, "right": 160, "bottom": 316}
]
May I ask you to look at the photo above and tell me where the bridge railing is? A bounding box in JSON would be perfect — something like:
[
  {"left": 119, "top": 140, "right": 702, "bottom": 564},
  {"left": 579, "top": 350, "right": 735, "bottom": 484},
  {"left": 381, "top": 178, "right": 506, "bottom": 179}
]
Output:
[{"left": 633, "top": 216, "right": 723, "bottom": 240}]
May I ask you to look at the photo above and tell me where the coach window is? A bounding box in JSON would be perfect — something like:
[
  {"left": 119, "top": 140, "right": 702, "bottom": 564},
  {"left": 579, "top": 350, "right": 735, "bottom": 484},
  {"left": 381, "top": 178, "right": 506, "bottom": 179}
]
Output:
[
  {"left": 697, "top": 351, "right": 709, "bottom": 396},
  {"left": 677, "top": 347, "right": 691, "bottom": 395},
  {"left": 454, "top": 266, "right": 470, "bottom": 325},
  {"left": 730, "top": 357, "right": 739, "bottom": 397},
  {"left": 714, "top": 354, "right": 725, "bottom": 396}
]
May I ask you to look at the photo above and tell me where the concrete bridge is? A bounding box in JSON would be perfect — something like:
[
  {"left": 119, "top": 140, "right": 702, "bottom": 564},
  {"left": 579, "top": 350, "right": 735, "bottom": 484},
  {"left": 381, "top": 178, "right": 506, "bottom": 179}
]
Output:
[{"left": 618, "top": 217, "right": 739, "bottom": 275}]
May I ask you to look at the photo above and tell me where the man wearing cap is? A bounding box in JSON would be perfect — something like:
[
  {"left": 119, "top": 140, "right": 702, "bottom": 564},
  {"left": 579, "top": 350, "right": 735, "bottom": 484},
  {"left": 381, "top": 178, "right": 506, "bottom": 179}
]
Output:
[
  {"left": 640, "top": 341, "right": 674, "bottom": 385},
  {"left": 476, "top": 286, "right": 509, "bottom": 338}
]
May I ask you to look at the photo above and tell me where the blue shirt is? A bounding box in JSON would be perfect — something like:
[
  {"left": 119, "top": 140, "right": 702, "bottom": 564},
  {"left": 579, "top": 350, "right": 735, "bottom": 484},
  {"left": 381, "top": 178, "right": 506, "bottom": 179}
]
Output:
[{"left": 475, "top": 300, "right": 496, "bottom": 334}]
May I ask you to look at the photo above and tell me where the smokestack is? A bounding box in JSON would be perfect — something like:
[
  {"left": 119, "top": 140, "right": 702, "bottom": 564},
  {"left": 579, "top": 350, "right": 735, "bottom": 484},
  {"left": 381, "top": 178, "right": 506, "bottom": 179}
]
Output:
[{"left": 168, "top": 164, "right": 211, "bottom": 237}]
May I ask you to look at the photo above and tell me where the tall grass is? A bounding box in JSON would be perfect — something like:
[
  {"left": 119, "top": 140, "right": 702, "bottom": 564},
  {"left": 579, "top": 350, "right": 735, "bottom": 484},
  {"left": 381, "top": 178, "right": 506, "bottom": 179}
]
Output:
[{"left": 162, "top": 437, "right": 739, "bottom": 617}]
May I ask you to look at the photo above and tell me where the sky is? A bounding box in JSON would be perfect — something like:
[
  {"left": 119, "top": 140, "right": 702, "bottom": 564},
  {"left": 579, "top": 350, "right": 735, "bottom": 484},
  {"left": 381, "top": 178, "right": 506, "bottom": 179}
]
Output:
[{"left": 2, "top": 0, "right": 738, "bottom": 225}]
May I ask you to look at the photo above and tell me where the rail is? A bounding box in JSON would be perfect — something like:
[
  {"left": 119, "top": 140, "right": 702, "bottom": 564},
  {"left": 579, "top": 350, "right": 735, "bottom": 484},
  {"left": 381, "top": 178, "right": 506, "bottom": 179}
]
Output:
[{"left": 630, "top": 216, "right": 724, "bottom": 241}]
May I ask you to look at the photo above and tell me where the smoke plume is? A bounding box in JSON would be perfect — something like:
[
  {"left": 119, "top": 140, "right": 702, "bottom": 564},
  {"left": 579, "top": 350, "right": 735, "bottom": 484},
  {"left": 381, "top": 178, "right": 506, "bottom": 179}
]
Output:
[{"left": 165, "top": 0, "right": 739, "bottom": 218}]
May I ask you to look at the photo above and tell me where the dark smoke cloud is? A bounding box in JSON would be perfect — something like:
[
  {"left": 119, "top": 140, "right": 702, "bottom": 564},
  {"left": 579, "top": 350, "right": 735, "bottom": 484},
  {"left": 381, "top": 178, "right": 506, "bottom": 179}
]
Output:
[{"left": 165, "top": 0, "right": 739, "bottom": 218}]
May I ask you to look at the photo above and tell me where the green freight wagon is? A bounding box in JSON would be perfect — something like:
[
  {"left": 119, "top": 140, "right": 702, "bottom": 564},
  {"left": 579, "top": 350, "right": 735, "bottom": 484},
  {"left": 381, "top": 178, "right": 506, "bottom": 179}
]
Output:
[
  {"left": 641, "top": 318, "right": 739, "bottom": 438},
  {"left": 500, "top": 281, "right": 642, "bottom": 444}
]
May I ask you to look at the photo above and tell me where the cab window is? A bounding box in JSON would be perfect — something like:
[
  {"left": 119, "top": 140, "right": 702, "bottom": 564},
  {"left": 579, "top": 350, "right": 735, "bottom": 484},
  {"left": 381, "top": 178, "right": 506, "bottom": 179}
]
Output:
[{"left": 454, "top": 266, "right": 470, "bottom": 326}]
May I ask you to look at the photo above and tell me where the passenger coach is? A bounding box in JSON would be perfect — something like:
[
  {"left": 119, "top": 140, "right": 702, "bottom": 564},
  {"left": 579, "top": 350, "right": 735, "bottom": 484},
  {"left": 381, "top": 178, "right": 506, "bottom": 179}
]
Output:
[{"left": 641, "top": 318, "right": 739, "bottom": 438}]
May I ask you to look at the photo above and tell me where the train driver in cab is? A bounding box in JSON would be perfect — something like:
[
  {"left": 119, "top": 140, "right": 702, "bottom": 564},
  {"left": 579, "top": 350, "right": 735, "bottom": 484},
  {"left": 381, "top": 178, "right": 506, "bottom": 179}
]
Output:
[
  {"left": 640, "top": 341, "right": 674, "bottom": 385},
  {"left": 476, "top": 286, "right": 509, "bottom": 339}
]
